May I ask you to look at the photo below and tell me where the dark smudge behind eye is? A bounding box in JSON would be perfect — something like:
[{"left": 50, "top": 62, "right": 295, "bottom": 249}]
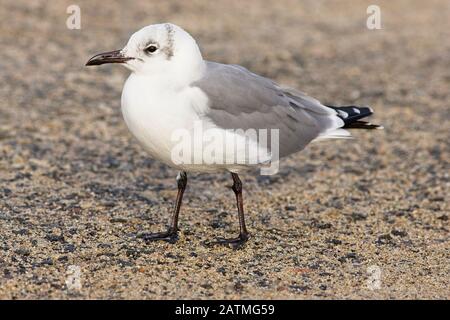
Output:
[{"left": 162, "top": 23, "right": 175, "bottom": 60}]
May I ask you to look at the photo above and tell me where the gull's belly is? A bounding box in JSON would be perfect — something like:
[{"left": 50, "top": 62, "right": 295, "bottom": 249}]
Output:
[
  {"left": 121, "top": 84, "right": 194, "bottom": 166},
  {"left": 120, "top": 74, "right": 220, "bottom": 171},
  {"left": 121, "top": 103, "right": 185, "bottom": 165}
]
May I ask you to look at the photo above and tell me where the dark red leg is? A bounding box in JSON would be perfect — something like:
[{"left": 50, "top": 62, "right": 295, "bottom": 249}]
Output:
[
  {"left": 215, "top": 173, "right": 250, "bottom": 249},
  {"left": 140, "top": 171, "right": 187, "bottom": 243}
]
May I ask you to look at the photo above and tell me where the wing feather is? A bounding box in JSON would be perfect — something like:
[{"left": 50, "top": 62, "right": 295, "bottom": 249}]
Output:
[{"left": 192, "top": 61, "right": 344, "bottom": 157}]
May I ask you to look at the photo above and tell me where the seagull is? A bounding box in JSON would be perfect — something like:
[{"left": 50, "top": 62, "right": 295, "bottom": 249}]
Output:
[{"left": 86, "top": 23, "right": 381, "bottom": 248}]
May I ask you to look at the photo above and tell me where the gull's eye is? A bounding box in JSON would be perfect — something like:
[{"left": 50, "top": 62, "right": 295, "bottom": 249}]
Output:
[{"left": 144, "top": 45, "right": 158, "bottom": 54}]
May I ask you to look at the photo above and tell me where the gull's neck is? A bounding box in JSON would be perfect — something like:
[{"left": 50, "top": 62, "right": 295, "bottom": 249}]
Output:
[{"left": 132, "top": 59, "right": 206, "bottom": 91}]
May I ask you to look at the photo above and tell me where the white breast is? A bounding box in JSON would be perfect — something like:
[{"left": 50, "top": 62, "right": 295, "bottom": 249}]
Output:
[{"left": 121, "top": 73, "right": 208, "bottom": 167}]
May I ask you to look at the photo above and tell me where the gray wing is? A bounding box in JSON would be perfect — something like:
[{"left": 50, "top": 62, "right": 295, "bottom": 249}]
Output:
[{"left": 192, "top": 61, "right": 343, "bottom": 157}]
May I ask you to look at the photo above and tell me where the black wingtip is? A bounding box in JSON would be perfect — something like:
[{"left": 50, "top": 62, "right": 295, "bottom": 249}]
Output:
[
  {"left": 343, "top": 120, "right": 384, "bottom": 130},
  {"left": 326, "top": 105, "right": 376, "bottom": 125}
]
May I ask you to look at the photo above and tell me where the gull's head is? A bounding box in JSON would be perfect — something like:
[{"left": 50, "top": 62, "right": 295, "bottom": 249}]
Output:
[{"left": 86, "top": 23, "right": 204, "bottom": 80}]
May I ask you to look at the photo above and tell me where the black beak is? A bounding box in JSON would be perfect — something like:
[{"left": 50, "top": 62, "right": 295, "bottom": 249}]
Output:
[{"left": 85, "top": 50, "right": 133, "bottom": 66}]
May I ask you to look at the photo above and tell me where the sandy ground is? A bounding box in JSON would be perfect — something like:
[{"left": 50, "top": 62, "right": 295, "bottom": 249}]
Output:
[{"left": 0, "top": 0, "right": 449, "bottom": 299}]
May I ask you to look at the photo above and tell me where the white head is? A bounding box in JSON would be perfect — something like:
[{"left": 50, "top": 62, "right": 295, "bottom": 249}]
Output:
[{"left": 86, "top": 23, "right": 205, "bottom": 85}]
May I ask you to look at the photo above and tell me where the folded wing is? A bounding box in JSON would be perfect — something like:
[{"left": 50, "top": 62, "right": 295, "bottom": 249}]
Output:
[{"left": 192, "top": 61, "right": 346, "bottom": 158}]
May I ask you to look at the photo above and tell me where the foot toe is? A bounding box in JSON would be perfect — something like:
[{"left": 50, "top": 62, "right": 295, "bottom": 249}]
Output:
[
  {"left": 137, "top": 230, "right": 179, "bottom": 243},
  {"left": 214, "top": 233, "right": 249, "bottom": 249}
]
